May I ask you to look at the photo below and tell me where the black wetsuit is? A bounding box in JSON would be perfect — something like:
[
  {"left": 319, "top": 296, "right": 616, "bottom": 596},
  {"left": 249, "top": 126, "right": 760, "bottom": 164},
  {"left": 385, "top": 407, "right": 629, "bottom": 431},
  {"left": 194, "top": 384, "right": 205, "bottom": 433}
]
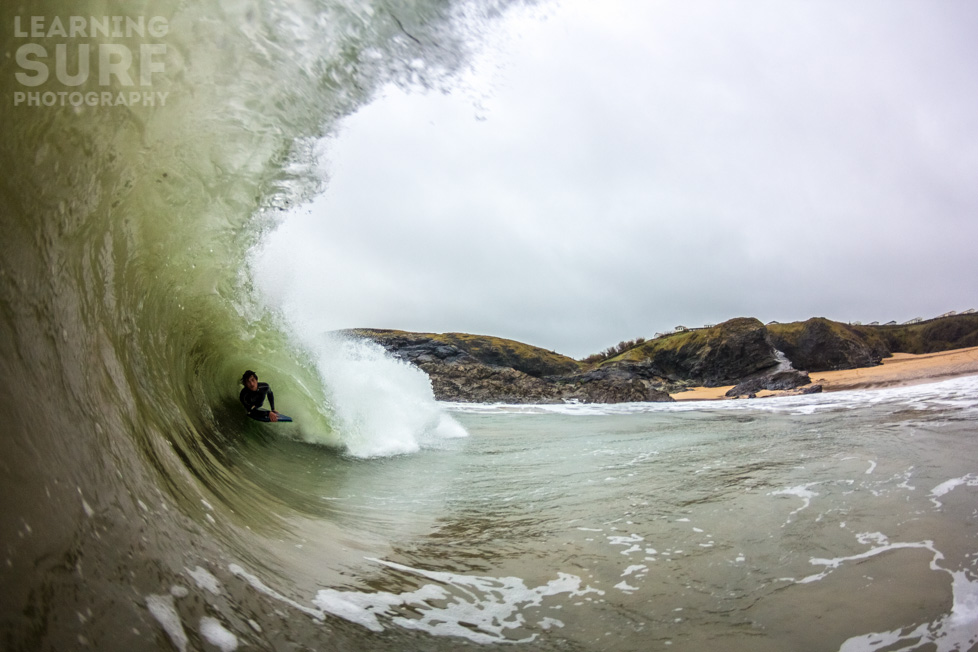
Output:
[{"left": 240, "top": 382, "right": 276, "bottom": 421}]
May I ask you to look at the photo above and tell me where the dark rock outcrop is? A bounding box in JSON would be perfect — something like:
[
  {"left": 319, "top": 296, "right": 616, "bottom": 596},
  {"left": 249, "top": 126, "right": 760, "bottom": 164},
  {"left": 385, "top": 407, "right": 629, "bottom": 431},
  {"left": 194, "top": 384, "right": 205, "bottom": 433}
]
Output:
[
  {"left": 724, "top": 352, "right": 811, "bottom": 397},
  {"left": 348, "top": 329, "right": 673, "bottom": 404},
  {"left": 553, "top": 364, "right": 674, "bottom": 403},
  {"left": 418, "top": 362, "right": 559, "bottom": 404},
  {"left": 418, "top": 361, "right": 672, "bottom": 404},
  {"left": 767, "top": 318, "right": 887, "bottom": 371},
  {"left": 614, "top": 318, "right": 783, "bottom": 387}
]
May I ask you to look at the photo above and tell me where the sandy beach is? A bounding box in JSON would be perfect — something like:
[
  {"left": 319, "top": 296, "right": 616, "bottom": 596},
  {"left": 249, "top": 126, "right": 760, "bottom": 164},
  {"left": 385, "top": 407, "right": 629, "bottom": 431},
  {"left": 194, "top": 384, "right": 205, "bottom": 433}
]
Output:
[{"left": 671, "top": 346, "right": 978, "bottom": 401}]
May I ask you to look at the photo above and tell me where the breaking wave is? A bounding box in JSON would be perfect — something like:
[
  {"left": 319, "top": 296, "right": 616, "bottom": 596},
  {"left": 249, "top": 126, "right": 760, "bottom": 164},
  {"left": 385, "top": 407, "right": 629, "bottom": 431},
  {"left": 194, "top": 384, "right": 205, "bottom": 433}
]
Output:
[{"left": 0, "top": 1, "right": 520, "bottom": 649}]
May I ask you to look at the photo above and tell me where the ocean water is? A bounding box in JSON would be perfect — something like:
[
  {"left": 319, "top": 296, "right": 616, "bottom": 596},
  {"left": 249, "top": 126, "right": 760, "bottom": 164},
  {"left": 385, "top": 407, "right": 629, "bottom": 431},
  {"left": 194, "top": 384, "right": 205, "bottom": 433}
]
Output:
[{"left": 3, "top": 1, "right": 978, "bottom": 651}]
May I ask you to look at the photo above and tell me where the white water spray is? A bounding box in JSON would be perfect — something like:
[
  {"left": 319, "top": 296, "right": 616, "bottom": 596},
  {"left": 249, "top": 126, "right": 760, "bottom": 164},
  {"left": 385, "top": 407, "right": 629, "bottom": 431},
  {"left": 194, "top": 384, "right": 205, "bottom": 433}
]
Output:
[{"left": 312, "top": 333, "right": 467, "bottom": 457}]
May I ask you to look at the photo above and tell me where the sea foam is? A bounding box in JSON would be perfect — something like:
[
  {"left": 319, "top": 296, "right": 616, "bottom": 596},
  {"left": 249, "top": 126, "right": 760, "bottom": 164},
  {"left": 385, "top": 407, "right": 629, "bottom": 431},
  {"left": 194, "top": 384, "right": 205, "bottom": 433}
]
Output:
[{"left": 312, "top": 334, "right": 468, "bottom": 457}]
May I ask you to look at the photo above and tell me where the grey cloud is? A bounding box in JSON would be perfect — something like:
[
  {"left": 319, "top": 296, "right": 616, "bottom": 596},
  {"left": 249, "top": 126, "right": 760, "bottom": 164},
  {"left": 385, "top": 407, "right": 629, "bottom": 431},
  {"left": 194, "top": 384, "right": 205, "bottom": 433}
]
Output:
[{"left": 259, "top": 0, "right": 978, "bottom": 359}]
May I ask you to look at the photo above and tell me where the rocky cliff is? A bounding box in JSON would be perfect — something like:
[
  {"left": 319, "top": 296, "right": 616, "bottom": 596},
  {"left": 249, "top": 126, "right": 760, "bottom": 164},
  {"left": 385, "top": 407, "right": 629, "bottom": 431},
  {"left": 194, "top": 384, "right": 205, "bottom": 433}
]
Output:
[
  {"left": 609, "top": 318, "right": 784, "bottom": 385},
  {"left": 347, "top": 329, "right": 673, "bottom": 404},
  {"left": 870, "top": 314, "right": 978, "bottom": 354},
  {"left": 601, "top": 317, "right": 811, "bottom": 398},
  {"left": 766, "top": 318, "right": 889, "bottom": 371},
  {"left": 349, "top": 313, "right": 978, "bottom": 404},
  {"left": 767, "top": 314, "right": 978, "bottom": 371}
]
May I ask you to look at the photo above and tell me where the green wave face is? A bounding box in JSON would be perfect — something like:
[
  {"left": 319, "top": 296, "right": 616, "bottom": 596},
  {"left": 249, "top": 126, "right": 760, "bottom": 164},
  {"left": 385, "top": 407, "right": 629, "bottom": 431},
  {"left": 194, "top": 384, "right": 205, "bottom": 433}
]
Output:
[{"left": 0, "top": 1, "right": 516, "bottom": 647}]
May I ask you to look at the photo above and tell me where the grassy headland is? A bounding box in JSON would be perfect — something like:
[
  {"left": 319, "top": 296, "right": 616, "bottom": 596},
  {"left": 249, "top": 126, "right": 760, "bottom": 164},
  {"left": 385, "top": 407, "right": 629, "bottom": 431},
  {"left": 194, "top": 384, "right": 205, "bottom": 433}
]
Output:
[{"left": 351, "top": 313, "right": 978, "bottom": 403}]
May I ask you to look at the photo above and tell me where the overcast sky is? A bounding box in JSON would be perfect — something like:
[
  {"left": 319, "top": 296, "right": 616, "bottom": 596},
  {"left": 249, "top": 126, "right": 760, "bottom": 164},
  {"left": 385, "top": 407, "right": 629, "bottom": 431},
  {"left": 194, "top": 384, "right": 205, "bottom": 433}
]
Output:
[{"left": 256, "top": 0, "right": 978, "bottom": 359}]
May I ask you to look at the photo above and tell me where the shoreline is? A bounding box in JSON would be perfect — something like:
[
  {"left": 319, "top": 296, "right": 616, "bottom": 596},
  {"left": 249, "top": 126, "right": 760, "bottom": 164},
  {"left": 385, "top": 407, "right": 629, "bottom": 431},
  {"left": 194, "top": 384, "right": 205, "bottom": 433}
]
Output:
[{"left": 670, "top": 346, "right": 978, "bottom": 401}]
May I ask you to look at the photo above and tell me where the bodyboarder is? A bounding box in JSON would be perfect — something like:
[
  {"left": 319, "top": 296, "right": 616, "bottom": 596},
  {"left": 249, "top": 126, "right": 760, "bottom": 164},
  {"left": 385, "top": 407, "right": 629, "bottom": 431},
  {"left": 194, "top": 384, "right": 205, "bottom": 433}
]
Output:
[{"left": 239, "top": 370, "right": 280, "bottom": 422}]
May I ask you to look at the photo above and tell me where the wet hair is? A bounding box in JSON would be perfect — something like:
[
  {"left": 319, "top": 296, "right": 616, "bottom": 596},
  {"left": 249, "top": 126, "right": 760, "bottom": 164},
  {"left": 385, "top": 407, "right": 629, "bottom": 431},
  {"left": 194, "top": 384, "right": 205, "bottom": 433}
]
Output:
[{"left": 241, "top": 370, "right": 257, "bottom": 385}]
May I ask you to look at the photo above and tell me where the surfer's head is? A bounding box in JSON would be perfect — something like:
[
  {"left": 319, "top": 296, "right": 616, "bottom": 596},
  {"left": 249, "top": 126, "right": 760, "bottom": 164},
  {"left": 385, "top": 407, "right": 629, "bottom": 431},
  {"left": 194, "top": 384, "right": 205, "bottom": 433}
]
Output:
[{"left": 241, "top": 370, "right": 258, "bottom": 391}]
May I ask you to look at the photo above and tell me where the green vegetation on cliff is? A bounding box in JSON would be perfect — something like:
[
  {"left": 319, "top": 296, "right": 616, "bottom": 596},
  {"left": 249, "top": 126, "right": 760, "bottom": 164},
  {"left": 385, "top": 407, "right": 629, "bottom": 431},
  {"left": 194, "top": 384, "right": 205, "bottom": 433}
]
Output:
[
  {"left": 611, "top": 318, "right": 760, "bottom": 362},
  {"left": 349, "top": 328, "right": 581, "bottom": 378},
  {"left": 867, "top": 314, "right": 978, "bottom": 354},
  {"left": 768, "top": 314, "right": 978, "bottom": 371},
  {"left": 352, "top": 313, "right": 978, "bottom": 402},
  {"left": 766, "top": 318, "right": 888, "bottom": 371},
  {"left": 603, "top": 317, "right": 779, "bottom": 386},
  {"left": 591, "top": 314, "right": 978, "bottom": 375}
]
